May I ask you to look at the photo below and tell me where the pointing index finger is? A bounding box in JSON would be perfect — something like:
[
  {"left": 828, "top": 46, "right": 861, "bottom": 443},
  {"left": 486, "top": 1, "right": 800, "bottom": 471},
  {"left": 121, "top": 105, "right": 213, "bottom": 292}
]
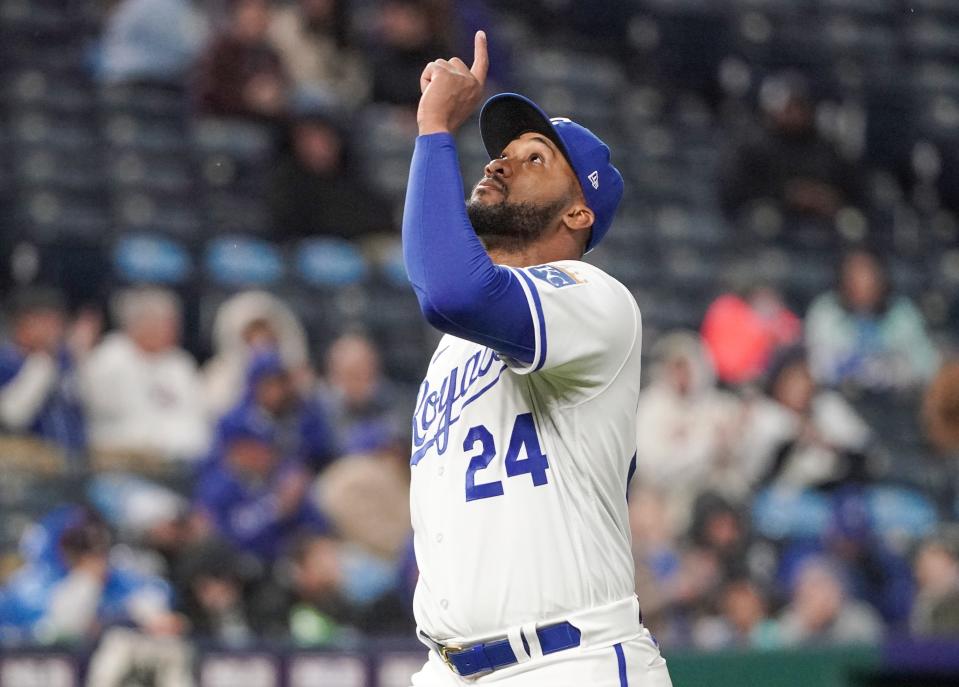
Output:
[{"left": 470, "top": 30, "right": 488, "bottom": 83}]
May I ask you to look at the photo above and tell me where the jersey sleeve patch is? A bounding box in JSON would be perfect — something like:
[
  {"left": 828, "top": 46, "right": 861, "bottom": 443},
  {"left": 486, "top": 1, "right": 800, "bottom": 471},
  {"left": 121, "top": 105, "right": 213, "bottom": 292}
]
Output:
[{"left": 527, "top": 264, "right": 586, "bottom": 289}]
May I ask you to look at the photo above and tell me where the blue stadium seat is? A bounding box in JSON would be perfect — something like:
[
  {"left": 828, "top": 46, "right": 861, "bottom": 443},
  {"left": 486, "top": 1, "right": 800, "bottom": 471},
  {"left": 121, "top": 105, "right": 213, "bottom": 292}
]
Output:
[
  {"left": 113, "top": 233, "right": 193, "bottom": 286},
  {"left": 293, "top": 238, "right": 369, "bottom": 288},
  {"left": 366, "top": 238, "right": 409, "bottom": 289},
  {"left": 752, "top": 487, "right": 832, "bottom": 540},
  {"left": 204, "top": 236, "right": 284, "bottom": 288}
]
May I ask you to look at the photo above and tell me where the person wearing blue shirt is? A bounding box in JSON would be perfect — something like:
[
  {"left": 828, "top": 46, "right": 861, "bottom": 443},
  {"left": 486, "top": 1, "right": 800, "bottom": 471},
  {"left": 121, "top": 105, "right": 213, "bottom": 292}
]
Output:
[
  {"left": 0, "top": 289, "right": 86, "bottom": 455},
  {"left": 206, "top": 349, "right": 337, "bottom": 474},
  {"left": 0, "top": 506, "right": 179, "bottom": 644},
  {"left": 194, "top": 411, "right": 330, "bottom": 563}
]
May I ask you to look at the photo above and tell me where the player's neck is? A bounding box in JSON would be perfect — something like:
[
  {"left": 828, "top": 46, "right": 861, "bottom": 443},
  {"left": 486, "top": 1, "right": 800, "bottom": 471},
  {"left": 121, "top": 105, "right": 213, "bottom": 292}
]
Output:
[{"left": 486, "top": 235, "right": 583, "bottom": 268}]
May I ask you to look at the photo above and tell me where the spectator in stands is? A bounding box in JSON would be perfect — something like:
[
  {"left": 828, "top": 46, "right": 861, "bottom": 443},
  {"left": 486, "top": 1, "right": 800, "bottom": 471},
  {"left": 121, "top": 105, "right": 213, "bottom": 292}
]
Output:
[
  {"left": 776, "top": 556, "right": 884, "bottom": 645},
  {"left": 688, "top": 493, "right": 753, "bottom": 582},
  {"left": 98, "top": 0, "right": 210, "bottom": 86},
  {"left": 316, "top": 452, "right": 411, "bottom": 561},
  {"left": 267, "top": 0, "right": 370, "bottom": 110},
  {"left": 282, "top": 534, "right": 351, "bottom": 644},
  {"left": 806, "top": 249, "right": 940, "bottom": 391},
  {"left": 692, "top": 577, "right": 777, "bottom": 650},
  {"left": 634, "top": 332, "right": 745, "bottom": 528},
  {"left": 0, "top": 288, "right": 89, "bottom": 454},
  {"left": 195, "top": 0, "right": 289, "bottom": 121},
  {"left": 911, "top": 535, "right": 959, "bottom": 636},
  {"left": 86, "top": 473, "right": 194, "bottom": 580},
  {"left": 211, "top": 350, "right": 337, "bottom": 473},
  {"left": 0, "top": 506, "right": 183, "bottom": 644},
  {"left": 175, "top": 538, "right": 257, "bottom": 643},
  {"left": 739, "top": 347, "right": 875, "bottom": 491},
  {"left": 719, "top": 72, "right": 861, "bottom": 224},
  {"left": 367, "top": 0, "right": 451, "bottom": 108},
  {"left": 81, "top": 288, "right": 210, "bottom": 462},
  {"left": 193, "top": 411, "right": 329, "bottom": 563},
  {"left": 268, "top": 108, "right": 395, "bottom": 242},
  {"left": 628, "top": 491, "right": 742, "bottom": 649},
  {"left": 922, "top": 361, "right": 959, "bottom": 515},
  {"left": 322, "top": 333, "right": 404, "bottom": 454},
  {"left": 627, "top": 485, "right": 682, "bottom": 641},
  {"left": 203, "top": 290, "right": 310, "bottom": 419},
  {"left": 278, "top": 532, "right": 412, "bottom": 640},
  {"left": 778, "top": 488, "right": 915, "bottom": 628},
  {"left": 701, "top": 284, "right": 802, "bottom": 386},
  {"left": 924, "top": 360, "right": 959, "bottom": 456}
]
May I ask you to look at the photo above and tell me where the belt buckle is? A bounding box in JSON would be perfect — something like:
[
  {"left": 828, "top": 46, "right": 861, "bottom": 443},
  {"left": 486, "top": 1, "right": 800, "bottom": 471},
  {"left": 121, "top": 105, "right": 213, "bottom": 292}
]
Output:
[{"left": 439, "top": 644, "right": 463, "bottom": 674}]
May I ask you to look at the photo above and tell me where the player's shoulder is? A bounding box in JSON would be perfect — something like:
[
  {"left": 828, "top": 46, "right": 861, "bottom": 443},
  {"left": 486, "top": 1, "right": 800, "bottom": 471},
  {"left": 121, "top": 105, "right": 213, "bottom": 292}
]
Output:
[{"left": 515, "top": 259, "right": 630, "bottom": 294}]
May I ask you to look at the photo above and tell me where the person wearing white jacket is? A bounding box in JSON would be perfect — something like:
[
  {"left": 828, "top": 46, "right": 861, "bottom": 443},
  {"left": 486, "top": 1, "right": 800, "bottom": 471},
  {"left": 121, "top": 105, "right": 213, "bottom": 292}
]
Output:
[
  {"left": 634, "top": 331, "right": 746, "bottom": 531},
  {"left": 81, "top": 288, "right": 210, "bottom": 462},
  {"left": 201, "top": 290, "right": 311, "bottom": 420}
]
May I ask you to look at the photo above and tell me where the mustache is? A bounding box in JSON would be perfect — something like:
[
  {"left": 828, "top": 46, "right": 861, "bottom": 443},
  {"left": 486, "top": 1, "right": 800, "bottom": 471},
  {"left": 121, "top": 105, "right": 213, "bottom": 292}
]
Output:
[{"left": 475, "top": 176, "right": 507, "bottom": 196}]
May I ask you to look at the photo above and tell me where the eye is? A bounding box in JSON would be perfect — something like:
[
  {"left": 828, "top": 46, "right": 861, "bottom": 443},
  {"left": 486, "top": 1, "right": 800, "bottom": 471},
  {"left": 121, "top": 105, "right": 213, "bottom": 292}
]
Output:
[{"left": 529, "top": 153, "right": 543, "bottom": 164}]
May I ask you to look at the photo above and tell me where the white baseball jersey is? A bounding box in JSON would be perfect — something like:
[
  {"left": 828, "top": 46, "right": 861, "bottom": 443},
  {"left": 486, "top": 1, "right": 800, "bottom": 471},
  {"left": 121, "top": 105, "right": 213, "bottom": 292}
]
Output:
[{"left": 409, "top": 259, "right": 643, "bottom": 642}]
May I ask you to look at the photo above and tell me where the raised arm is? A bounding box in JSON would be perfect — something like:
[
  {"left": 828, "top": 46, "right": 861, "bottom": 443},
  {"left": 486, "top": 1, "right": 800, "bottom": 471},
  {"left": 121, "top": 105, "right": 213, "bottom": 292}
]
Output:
[{"left": 402, "top": 32, "right": 535, "bottom": 364}]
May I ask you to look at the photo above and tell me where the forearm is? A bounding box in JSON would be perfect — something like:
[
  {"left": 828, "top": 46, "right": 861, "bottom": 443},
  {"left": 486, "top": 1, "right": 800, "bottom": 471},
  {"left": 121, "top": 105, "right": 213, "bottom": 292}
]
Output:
[
  {"left": 401, "top": 133, "right": 534, "bottom": 361},
  {"left": 0, "top": 354, "right": 57, "bottom": 430}
]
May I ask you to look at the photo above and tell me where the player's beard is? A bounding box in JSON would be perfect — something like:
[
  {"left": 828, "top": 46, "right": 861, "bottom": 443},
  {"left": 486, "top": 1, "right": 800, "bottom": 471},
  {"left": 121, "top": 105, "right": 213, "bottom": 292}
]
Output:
[{"left": 467, "top": 196, "right": 569, "bottom": 254}]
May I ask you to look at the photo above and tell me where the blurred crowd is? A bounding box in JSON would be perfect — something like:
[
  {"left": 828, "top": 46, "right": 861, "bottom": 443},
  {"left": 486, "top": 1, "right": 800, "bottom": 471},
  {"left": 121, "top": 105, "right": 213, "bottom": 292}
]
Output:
[
  {"left": 0, "top": 283, "right": 416, "bottom": 652},
  {"left": 0, "top": 0, "right": 958, "bottom": 677}
]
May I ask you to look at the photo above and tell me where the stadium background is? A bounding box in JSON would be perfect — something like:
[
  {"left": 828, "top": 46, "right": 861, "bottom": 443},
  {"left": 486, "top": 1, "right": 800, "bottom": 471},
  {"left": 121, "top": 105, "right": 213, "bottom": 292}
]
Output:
[{"left": 1, "top": 0, "right": 959, "bottom": 685}]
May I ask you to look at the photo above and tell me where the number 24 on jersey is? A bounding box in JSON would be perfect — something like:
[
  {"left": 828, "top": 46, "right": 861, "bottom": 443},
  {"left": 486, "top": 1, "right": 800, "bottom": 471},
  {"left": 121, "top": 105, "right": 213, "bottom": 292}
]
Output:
[{"left": 463, "top": 412, "right": 550, "bottom": 502}]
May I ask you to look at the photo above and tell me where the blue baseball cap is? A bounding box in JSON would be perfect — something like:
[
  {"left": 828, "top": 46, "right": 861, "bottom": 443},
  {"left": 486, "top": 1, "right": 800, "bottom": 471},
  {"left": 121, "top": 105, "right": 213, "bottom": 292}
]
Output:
[{"left": 479, "top": 93, "right": 624, "bottom": 252}]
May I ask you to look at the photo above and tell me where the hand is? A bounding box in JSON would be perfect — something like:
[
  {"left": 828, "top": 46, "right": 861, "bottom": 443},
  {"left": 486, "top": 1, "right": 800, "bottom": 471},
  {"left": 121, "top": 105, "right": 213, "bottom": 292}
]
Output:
[
  {"left": 67, "top": 308, "right": 102, "bottom": 359},
  {"left": 275, "top": 469, "right": 310, "bottom": 517},
  {"left": 417, "top": 30, "right": 488, "bottom": 135}
]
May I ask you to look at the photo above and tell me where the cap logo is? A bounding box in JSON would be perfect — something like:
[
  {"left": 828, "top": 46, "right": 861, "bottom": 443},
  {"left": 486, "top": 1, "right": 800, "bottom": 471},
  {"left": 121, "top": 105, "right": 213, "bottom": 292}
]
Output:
[
  {"left": 588, "top": 170, "right": 600, "bottom": 189},
  {"left": 550, "top": 117, "right": 572, "bottom": 124}
]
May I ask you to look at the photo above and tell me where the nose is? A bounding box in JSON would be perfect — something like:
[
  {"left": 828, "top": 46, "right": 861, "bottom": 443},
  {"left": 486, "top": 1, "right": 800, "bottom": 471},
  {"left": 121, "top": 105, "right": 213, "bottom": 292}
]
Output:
[{"left": 484, "top": 156, "right": 511, "bottom": 180}]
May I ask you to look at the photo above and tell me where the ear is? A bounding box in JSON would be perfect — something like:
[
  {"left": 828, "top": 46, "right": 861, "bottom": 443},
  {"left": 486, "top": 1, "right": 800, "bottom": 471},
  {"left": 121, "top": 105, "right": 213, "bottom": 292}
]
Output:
[{"left": 561, "top": 200, "right": 594, "bottom": 233}]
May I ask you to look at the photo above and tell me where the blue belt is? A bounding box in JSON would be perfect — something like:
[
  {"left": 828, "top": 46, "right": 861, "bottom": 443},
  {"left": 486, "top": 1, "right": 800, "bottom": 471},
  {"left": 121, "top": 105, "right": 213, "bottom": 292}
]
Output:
[{"left": 420, "top": 621, "right": 582, "bottom": 677}]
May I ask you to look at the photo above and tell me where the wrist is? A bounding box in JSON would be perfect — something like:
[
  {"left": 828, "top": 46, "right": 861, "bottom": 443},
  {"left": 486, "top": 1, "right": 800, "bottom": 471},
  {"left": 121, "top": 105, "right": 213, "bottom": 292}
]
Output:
[{"left": 418, "top": 120, "right": 452, "bottom": 136}]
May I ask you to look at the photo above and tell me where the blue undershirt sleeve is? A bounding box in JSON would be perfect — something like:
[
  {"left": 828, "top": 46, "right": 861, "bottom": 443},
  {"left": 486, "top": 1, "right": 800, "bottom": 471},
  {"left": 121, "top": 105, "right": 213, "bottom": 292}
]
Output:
[{"left": 402, "top": 132, "right": 536, "bottom": 364}]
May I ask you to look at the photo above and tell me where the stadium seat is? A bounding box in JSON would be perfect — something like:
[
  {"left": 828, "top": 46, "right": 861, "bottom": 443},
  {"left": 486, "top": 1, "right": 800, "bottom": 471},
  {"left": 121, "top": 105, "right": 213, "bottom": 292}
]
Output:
[
  {"left": 10, "top": 109, "right": 98, "bottom": 149},
  {"left": 293, "top": 238, "right": 369, "bottom": 288},
  {"left": 105, "top": 151, "right": 194, "bottom": 195},
  {"left": 112, "top": 192, "right": 203, "bottom": 241},
  {"left": 99, "top": 83, "right": 188, "bottom": 119},
  {"left": 113, "top": 233, "right": 193, "bottom": 286},
  {"left": 204, "top": 236, "right": 284, "bottom": 288}
]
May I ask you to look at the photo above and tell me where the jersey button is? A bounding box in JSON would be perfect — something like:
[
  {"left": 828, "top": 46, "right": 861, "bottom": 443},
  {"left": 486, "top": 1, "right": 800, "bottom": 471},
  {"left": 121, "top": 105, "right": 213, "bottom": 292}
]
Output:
[
  {"left": 440, "top": 599, "right": 449, "bottom": 609},
  {"left": 437, "top": 466, "right": 444, "bottom": 476},
  {"left": 436, "top": 533, "right": 443, "bottom": 543}
]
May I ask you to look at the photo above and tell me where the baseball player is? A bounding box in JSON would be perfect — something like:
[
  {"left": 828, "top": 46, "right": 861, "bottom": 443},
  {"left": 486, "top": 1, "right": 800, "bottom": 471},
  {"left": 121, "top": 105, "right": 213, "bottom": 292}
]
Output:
[{"left": 401, "top": 31, "right": 672, "bottom": 686}]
